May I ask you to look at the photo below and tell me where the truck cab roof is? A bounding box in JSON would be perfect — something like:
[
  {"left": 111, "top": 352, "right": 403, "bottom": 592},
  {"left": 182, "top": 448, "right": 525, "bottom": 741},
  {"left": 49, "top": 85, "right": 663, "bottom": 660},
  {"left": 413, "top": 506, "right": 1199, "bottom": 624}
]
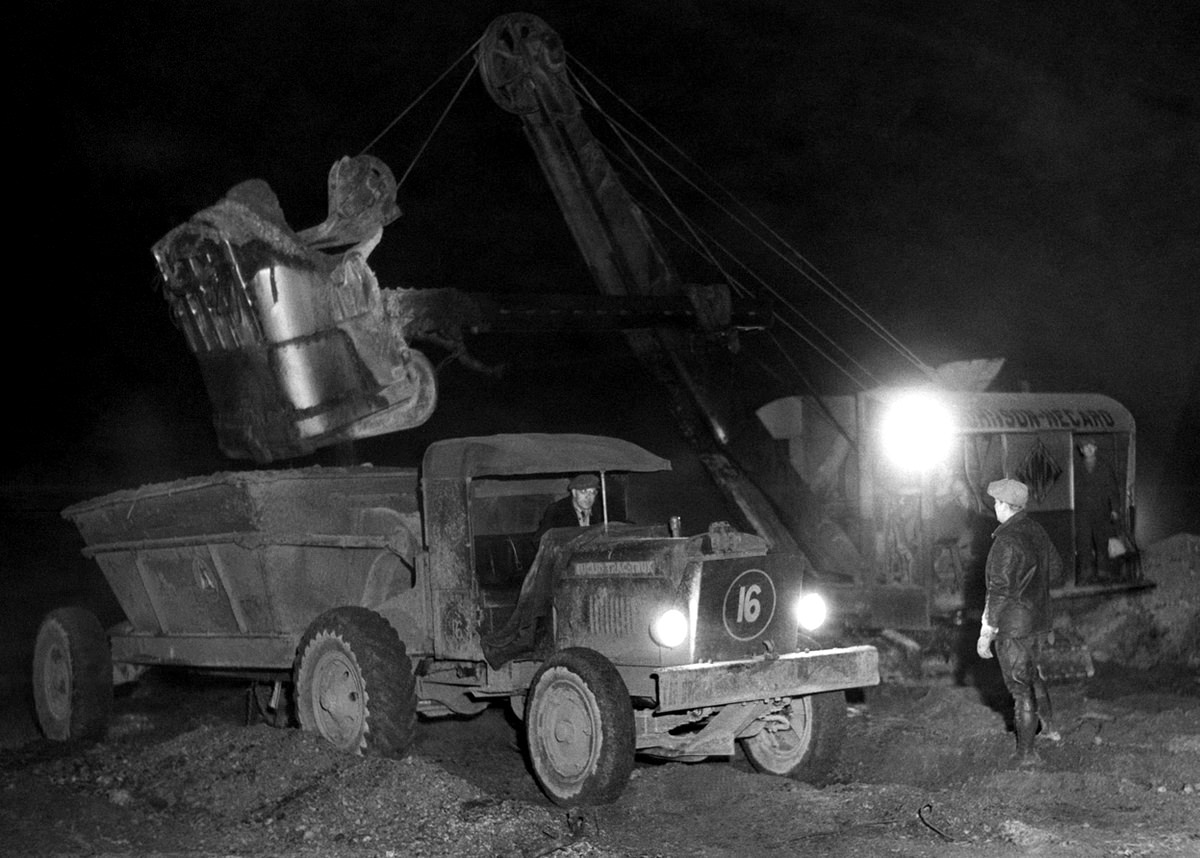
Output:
[{"left": 421, "top": 433, "right": 672, "bottom": 482}]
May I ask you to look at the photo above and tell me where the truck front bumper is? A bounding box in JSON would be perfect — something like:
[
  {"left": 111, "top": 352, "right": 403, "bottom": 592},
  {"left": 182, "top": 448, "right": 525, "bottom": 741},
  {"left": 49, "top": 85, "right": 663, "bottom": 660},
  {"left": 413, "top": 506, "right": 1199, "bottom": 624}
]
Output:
[{"left": 654, "top": 645, "right": 879, "bottom": 713}]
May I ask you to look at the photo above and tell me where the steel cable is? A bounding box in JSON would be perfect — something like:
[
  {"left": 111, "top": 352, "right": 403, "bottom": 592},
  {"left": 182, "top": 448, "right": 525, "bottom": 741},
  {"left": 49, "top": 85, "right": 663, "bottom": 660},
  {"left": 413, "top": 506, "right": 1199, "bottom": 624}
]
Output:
[{"left": 567, "top": 53, "right": 933, "bottom": 379}]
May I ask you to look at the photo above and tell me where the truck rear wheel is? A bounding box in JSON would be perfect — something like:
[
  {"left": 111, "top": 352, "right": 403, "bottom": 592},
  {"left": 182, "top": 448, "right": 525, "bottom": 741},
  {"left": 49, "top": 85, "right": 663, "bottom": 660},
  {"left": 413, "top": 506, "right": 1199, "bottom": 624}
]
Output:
[
  {"left": 294, "top": 607, "right": 416, "bottom": 757},
  {"left": 33, "top": 607, "right": 113, "bottom": 742},
  {"left": 739, "top": 690, "right": 846, "bottom": 783},
  {"left": 525, "top": 647, "right": 634, "bottom": 806}
]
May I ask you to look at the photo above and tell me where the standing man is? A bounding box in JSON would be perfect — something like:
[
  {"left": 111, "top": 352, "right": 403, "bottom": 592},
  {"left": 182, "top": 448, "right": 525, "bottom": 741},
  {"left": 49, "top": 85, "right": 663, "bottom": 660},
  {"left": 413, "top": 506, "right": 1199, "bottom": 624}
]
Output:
[
  {"left": 976, "top": 478, "right": 1063, "bottom": 767},
  {"left": 1074, "top": 439, "right": 1121, "bottom": 584},
  {"left": 536, "top": 473, "right": 602, "bottom": 537}
]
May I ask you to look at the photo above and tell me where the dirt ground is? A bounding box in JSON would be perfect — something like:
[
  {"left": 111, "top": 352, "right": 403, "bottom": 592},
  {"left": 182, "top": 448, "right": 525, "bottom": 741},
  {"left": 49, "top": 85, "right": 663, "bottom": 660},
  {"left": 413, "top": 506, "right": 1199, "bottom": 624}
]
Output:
[{"left": 2, "top": 537, "right": 1197, "bottom": 858}]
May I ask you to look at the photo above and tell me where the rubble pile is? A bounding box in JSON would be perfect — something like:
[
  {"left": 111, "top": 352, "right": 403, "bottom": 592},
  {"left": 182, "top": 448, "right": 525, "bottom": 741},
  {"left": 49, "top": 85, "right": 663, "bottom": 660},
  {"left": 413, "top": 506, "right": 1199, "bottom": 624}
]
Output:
[{"left": 1076, "top": 533, "right": 1200, "bottom": 669}]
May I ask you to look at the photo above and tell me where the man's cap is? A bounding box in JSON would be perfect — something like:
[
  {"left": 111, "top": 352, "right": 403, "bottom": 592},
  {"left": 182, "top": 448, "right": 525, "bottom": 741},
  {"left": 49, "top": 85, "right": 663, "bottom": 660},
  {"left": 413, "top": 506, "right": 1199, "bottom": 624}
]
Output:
[
  {"left": 569, "top": 473, "right": 600, "bottom": 490},
  {"left": 987, "top": 478, "right": 1028, "bottom": 507}
]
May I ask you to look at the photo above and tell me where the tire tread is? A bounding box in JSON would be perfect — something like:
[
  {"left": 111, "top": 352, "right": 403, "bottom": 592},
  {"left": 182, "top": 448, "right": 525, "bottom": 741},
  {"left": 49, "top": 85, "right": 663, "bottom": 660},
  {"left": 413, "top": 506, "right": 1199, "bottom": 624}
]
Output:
[
  {"left": 294, "top": 607, "right": 416, "bottom": 757},
  {"left": 526, "top": 647, "right": 635, "bottom": 806},
  {"left": 33, "top": 607, "right": 112, "bottom": 743}
]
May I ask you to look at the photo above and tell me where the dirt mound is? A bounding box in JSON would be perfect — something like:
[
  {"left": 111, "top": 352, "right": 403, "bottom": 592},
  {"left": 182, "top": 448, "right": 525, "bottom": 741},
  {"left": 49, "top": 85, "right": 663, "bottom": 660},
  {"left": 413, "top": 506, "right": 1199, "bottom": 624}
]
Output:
[
  {"left": 21, "top": 723, "right": 581, "bottom": 857},
  {"left": 1075, "top": 533, "right": 1200, "bottom": 669}
]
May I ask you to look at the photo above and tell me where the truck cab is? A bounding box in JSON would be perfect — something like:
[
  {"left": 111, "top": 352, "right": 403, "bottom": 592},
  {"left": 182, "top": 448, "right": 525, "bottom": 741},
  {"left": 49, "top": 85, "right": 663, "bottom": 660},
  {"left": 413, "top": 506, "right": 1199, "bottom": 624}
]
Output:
[{"left": 411, "top": 433, "right": 878, "bottom": 804}]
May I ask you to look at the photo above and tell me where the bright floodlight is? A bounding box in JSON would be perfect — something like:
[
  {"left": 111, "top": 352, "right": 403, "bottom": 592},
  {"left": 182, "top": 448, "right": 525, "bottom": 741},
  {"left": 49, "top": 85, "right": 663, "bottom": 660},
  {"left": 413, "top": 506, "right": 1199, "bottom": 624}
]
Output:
[
  {"left": 795, "top": 592, "right": 828, "bottom": 632},
  {"left": 880, "top": 392, "right": 956, "bottom": 470},
  {"left": 650, "top": 608, "right": 689, "bottom": 648}
]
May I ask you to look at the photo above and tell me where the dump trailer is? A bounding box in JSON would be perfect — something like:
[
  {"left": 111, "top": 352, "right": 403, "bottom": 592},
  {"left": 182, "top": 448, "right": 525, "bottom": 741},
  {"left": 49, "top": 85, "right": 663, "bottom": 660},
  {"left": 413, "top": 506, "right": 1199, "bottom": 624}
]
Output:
[{"left": 37, "top": 433, "right": 878, "bottom": 806}]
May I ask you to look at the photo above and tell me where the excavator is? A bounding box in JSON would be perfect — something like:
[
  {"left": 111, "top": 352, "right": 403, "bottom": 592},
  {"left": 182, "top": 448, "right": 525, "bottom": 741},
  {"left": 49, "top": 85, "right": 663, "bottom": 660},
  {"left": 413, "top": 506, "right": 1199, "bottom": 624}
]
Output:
[{"left": 152, "top": 13, "right": 1146, "bottom": 676}]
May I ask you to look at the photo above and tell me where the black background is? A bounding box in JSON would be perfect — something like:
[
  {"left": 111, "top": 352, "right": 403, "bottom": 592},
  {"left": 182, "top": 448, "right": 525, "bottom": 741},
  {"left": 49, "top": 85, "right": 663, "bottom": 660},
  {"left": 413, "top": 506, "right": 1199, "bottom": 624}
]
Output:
[{"left": 5, "top": 1, "right": 1197, "bottom": 643}]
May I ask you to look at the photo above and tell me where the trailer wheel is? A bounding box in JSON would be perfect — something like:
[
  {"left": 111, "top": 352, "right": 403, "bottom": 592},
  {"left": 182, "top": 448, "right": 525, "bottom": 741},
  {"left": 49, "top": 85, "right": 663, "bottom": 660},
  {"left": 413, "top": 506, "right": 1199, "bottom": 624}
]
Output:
[
  {"left": 739, "top": 690, "right": 846, "bottom": 783},
  {"left": 525, "top": 647, "right": 634, "bottom": 806},
  {"left": 32, "top": 607, "right": 113, "bottom": 743},
  {"left": 294, "top": 607, "right": 416, "bottom": 757}
]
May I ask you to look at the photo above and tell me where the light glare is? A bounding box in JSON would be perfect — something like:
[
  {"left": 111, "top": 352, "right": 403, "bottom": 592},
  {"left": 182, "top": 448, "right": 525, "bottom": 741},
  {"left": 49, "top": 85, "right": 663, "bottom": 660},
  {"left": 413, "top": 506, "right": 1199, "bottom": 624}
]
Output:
[
  {"left": 651, "top": 608, "right": 689, "bottom": 648},
  {"left": 795, "top": 592, "right": 828, "bottom": 631},
  {"left": 881, "top": 392, "right": 956, "bottom": 470}
]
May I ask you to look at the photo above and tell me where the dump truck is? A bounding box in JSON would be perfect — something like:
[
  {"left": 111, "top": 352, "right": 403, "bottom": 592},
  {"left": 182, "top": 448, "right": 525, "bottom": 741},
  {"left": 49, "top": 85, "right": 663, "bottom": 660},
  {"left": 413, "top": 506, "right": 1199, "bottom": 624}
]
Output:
[{"left": 36, "top": 433, "right": 878, "bottom": 805}]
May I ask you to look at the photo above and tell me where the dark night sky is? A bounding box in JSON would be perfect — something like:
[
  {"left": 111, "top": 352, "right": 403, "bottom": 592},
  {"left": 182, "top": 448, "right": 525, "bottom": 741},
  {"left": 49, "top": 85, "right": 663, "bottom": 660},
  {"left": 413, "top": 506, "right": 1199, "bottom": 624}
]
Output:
[{"left": 8, "top": 0, "right": 1199, "bottom": 541}]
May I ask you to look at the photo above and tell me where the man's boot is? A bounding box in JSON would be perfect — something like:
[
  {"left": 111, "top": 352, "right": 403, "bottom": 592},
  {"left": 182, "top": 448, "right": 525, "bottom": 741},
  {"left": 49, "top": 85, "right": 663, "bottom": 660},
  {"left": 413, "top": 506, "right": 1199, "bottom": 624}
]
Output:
[
  {"left": 1033, "top": 669, "right": 1060, "bottom": 742},
  {"left": 1013, "top": 695, "right": 1042, "bottom": 767}
]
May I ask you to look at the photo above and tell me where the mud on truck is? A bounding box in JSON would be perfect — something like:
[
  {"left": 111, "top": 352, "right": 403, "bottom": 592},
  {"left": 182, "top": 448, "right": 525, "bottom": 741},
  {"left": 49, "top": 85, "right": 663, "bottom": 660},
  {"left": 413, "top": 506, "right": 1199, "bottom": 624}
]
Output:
[{"left": 37, "top": 433, "right": 877, "bottom": 805}]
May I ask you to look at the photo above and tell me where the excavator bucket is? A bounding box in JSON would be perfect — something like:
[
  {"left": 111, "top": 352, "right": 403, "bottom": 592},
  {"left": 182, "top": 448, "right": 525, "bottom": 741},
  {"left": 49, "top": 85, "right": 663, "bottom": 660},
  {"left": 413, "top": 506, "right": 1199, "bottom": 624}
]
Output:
[{"left": 152, "top": 155, "right": 436, "bottom": 462}]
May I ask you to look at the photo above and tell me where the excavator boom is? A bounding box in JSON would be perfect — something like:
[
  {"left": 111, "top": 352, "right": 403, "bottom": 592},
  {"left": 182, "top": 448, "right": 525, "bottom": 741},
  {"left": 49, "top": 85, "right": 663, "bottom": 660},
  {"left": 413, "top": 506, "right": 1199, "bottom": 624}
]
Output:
[{"left": 477, "top": 12, "right": 807, "bottom": 553}]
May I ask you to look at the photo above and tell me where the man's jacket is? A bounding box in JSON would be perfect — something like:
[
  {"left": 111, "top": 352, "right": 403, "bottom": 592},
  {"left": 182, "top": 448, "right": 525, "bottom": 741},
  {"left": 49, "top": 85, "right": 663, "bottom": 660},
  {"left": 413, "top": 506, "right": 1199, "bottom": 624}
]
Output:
[
  {"left": 983, "top": 511, "right": 1062, "bottom": 636},
  {"left": 535, "top": 495, "right": 603, "bottom": 541}
]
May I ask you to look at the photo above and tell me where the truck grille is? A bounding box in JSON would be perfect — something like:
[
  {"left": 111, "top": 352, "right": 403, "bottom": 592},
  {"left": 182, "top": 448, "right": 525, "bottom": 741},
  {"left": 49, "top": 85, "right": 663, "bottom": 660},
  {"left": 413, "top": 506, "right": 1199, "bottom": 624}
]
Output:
[
  {"left": 692, "top": 554, "right": 804, "bottom": 662},
  {"left": 585, "top": 590, "right": 636, "bottom": 637}
]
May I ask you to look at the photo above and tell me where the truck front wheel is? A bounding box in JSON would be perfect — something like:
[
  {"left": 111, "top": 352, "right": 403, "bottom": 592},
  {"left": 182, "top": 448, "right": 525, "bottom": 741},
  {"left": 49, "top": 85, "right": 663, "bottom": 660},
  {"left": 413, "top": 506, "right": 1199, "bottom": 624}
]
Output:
[
  {"left": 525, "top": 648, "right": 634, "bottom": 806},
  {"left": 32, "top": 607, "right": 113, "bottom": 742},
  {"left": 739, "top": 691, "right": 846, "bottom": 783},
  {"left": 294, "top": 607, "right": 416, "bottom": 757}
]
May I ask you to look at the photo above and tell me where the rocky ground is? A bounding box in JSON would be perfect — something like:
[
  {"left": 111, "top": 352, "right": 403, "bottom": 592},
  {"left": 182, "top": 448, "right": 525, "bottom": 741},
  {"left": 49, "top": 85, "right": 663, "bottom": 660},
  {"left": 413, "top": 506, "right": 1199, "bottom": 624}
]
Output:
[{"left": 1, "top": 535, "right": 1197, "bottom": 858}]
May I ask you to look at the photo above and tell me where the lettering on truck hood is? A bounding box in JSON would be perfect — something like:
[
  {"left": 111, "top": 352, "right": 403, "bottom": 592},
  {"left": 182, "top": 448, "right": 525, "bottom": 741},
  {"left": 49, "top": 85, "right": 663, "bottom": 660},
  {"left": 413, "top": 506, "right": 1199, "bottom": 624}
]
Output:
[{"left": 574, "top": 560, "right": 657, "bottom": 577}]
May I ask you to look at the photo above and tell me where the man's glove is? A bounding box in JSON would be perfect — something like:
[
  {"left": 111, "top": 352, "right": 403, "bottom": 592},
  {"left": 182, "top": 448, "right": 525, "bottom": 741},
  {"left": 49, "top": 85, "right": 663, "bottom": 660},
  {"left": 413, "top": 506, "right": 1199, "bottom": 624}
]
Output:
[{"left": 976, "top": 623, "right": 997, "bottom": 659}]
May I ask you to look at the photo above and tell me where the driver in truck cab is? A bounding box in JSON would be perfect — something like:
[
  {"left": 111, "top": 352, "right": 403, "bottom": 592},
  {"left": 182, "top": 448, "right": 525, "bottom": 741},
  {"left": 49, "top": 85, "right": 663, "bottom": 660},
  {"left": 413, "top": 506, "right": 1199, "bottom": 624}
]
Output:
[{"left": 536, "top": 473, "right": 602, "bottom": 537}]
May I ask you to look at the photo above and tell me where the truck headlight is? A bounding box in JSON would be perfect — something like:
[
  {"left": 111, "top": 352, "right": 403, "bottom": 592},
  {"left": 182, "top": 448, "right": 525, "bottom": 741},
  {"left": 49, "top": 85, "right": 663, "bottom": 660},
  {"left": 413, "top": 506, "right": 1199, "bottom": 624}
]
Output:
[
  {"left": 794, "top": 592, "right": 828, "bottom": 631},
  {"left": 880, "top": 391, "right": 956, "bottom": 470},
  {"left": 650, "top": 608, "right": 689, "bottom": 648}
]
